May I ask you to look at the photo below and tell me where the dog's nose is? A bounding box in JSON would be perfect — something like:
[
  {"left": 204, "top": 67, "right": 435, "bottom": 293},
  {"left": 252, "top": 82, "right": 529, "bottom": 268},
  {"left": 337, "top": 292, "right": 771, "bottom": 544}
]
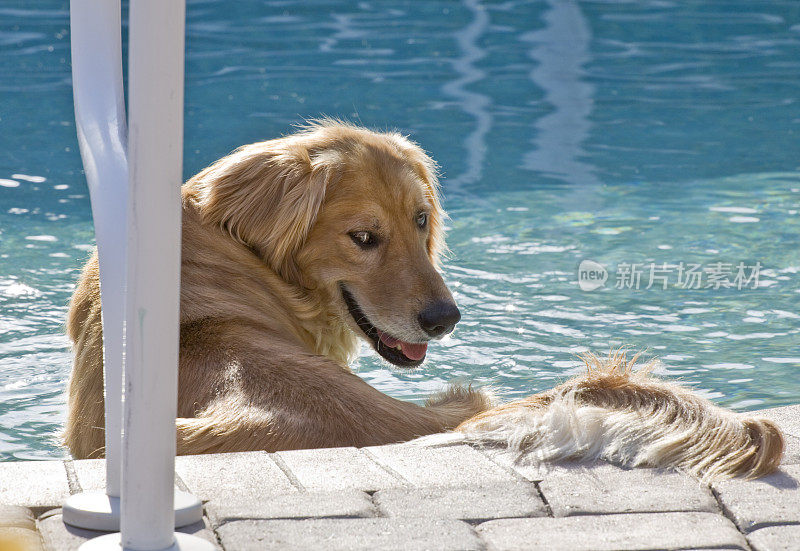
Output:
[{"left": 418, "top": 301, "right": 461, "bottom": 338}]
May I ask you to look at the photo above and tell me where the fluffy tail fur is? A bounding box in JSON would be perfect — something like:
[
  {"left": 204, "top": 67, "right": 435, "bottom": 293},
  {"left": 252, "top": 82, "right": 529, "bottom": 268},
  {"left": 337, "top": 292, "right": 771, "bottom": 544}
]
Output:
[{"left": 447, "top": 351, "right": 784, "bottom": 481}]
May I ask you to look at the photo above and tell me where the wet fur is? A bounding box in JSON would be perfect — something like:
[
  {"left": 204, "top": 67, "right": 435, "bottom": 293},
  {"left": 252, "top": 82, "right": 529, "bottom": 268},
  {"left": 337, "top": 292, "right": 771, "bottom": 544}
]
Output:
[
  {"left": 449, "top": 351, "right": 784, "bottom": 481},
  {"left": 64, "top": 123, "right": 783, "bottom": 480},
  {"left": 65, "top": 121, "right": 491, "bottom": 458}
]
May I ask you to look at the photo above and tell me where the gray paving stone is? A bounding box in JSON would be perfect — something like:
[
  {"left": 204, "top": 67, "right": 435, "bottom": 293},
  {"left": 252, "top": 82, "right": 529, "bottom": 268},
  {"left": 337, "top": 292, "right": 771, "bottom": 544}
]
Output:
[
  {"left": 538, "top": 462, "right": 718, "bottom": 516},
  {"left": 71, "top": 458, "right": 184, "bottom": 495},
  {"left": 781, "top": 434, "right": 800, "bottom": 464},
  {"left": 38, "top": 510, "right": 111, "bottom": 551},
  {"left": 216, "top": 518, "right": 482, "bottom": 551},
  {"left": 474, "top": 446, "right": 552, "bottom": 482},
  {"left": 175, "top": 451, "right": 296, "bottom": 501},
  {"left": 713, "top": 463, "right": 800, "bottom": 532},
  {"left": 205, "top": 489, "right": 376, "bottom": 526},
  {"left": 38, "top": 510, "right": 218, "bottom": 551},
  {"left": 0, "top": 461, "right": 71, "bottom": 508},
  {"left": 373, "top": 481, "right": 547, "bottom": 521},
  {"left": 365, "top": 443, "right": 514, "bottom": 486},
  {"left": 274, "top": 446, "right": 402, "bottom": 491},
  {"left": 748, "top": 525, "right": 800, "bottom": 551},
  {"left": 476, "top": 512, "right": 748, "bottom": 551},
  {"left": 70, "top": 458, "right": 107, "bottom": 492}
]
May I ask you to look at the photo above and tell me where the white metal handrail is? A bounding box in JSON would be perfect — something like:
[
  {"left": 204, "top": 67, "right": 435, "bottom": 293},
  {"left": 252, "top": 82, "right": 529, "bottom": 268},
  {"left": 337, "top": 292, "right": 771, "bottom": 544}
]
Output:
[
  {"left": 64, "top": 0, "right": 128, "bottom": 514},
  {"left": 64, "top": 2, "right": 211, "bottom": 549}
]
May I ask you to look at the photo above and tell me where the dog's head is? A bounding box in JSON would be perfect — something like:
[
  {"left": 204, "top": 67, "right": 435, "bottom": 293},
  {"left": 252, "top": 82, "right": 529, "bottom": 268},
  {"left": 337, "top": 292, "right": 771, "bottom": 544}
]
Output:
[{"left": 190, "top": 121, "right": 459, "bottom": 367}]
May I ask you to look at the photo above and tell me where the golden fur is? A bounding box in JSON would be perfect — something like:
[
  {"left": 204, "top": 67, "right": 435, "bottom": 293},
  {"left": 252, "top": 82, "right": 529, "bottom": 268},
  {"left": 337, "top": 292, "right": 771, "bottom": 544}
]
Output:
[
  {"left": 65, "top": 121, "right": 491, "bottom": 458},
  {"left": 451, "top": 351, "right": 784, "bottom": 481},
  {"left": 65, "top": 122, "right": 783, "bottom": 480}
]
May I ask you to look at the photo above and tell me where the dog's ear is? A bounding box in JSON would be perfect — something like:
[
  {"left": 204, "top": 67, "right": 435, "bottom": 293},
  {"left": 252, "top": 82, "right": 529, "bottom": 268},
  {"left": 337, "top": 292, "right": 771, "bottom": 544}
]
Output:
[{"left": 189, "top": 140, "right": 337, "bottom": 284}]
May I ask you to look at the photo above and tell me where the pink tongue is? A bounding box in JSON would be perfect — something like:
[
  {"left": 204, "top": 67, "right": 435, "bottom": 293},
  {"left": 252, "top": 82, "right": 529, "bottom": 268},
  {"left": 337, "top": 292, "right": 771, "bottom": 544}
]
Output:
[
  {"left": 400, "top": 341, "right": 427, "bottom": 361},
  {"left": 378, "top": 332, "right": 428, "bottom": 361}
]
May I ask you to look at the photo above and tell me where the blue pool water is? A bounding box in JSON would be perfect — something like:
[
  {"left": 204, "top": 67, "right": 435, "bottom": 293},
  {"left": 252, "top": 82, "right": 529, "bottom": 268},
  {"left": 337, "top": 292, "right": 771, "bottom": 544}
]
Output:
[{"left": 1, "top": 1, "right": 799, "bottom": 460}]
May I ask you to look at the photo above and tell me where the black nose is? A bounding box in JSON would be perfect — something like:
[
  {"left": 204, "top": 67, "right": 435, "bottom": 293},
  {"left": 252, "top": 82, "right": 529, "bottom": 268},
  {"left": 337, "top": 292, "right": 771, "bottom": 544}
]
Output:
[{"left": 418, "top": 301, "right": 461, "bottom": 338}]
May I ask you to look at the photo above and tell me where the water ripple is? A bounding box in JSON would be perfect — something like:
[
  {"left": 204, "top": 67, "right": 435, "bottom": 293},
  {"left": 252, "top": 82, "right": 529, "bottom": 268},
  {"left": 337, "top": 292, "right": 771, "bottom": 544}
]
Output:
[{"left": 2, "top": 0, "right": 800, "bottom": 461}]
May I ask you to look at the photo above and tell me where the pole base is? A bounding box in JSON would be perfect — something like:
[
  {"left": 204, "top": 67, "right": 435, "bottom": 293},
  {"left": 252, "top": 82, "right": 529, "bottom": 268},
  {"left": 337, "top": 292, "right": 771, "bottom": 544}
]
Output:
[
  {"left": 63, "top": 490, "right": 204, "bottom": 532},
  {"left": 78, "top": 532, "right": 216, "bottom": 551}
]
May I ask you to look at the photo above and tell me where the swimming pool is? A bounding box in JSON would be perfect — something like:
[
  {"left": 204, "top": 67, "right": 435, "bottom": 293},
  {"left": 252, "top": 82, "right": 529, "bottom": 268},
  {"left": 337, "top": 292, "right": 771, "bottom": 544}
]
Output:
[{"left": 1, "top": 0, "right": 798, "bottom": 460}]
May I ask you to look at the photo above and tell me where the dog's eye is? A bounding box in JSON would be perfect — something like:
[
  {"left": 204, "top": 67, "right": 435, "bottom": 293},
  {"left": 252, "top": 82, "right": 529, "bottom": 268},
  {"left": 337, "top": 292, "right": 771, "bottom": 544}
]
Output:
[
  {"left": 416, "top": 212, "right": 428, "bottom": 229},
  {"left": 350, "top": 231, "right": 378, "bottom": 248}
]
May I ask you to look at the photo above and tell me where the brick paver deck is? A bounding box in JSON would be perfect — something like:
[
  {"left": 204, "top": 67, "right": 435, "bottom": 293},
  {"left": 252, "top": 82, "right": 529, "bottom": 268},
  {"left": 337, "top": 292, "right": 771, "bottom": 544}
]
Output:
[{"left": 1, "top": 405, "right": 799, "bottom": 550}]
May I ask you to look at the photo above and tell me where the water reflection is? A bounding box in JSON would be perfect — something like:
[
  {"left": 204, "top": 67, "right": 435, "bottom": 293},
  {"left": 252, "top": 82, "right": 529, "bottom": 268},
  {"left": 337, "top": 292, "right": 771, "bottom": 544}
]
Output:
[
  {"left": 441, "top": 0, "right": 492, "bottom": 192},
  {"left": 2, "top": 0, "right": 800, "bottom": 461},
  {"left": 523, "top": 0, "right": 601, "bottom": 189}
]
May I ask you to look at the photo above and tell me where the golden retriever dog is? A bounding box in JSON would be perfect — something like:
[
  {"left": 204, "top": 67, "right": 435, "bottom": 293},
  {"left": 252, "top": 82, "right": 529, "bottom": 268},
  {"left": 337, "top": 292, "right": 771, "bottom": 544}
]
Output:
[{"left": 64, "top": 121, "right": 783, "bottom": 480}]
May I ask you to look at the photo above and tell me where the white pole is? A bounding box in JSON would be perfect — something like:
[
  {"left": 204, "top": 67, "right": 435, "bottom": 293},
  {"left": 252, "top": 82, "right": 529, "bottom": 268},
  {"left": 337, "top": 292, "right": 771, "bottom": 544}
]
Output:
[
  {"left": 62, "top": 0, "right": 127, "bottom": 529},
  {"left": 120, "top": 0, "right": 195, "bottom": 548},
  {"left": 69, "top": 1, "right": 126, "bottom": 496}
]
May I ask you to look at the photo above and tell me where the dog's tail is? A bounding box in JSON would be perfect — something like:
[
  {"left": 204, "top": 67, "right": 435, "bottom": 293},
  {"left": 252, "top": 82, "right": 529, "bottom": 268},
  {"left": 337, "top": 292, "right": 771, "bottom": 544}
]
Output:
[{"left": 445, "top": 351, "right": 784, "bottom": 481}]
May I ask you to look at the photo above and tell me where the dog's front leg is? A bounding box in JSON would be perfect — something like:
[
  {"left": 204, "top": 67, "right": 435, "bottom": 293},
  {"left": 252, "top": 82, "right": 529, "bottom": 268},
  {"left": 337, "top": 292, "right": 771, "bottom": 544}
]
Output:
[{"left": 174, "top": 340, "right": 494, "bottom": 455}]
